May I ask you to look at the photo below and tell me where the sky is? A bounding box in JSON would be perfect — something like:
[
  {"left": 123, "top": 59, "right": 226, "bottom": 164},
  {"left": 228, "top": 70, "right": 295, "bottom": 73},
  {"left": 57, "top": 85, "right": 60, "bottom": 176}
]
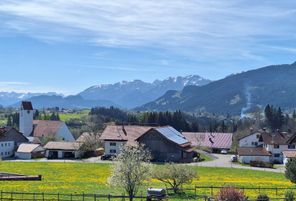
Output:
[{"left": 0, "top": 0, "right": 296, "bottom": 95}]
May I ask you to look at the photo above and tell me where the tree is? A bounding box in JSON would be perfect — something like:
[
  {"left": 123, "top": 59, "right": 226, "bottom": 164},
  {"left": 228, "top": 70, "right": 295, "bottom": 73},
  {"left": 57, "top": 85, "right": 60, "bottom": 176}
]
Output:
[
  {"left": 285, "top": 158, "right": 296, "bottom": 183},
  {"left": 152, "top": 163, "right": 198, "bottom": 193},
  {"left": 108, "top": 143, "right": 151, "bottom": 201}
]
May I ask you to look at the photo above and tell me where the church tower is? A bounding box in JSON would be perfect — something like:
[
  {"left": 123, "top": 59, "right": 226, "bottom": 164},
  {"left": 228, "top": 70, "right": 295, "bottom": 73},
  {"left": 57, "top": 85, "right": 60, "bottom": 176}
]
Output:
[{"left": 19, "top": 101, "right": 33, "bottom": 137}]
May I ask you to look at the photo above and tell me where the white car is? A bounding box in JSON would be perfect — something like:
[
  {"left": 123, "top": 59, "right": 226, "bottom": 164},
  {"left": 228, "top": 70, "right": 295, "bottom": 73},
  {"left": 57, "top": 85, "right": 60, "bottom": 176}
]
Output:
[{"left": 220, "top": 149, "right": 228, "bottom": 154}]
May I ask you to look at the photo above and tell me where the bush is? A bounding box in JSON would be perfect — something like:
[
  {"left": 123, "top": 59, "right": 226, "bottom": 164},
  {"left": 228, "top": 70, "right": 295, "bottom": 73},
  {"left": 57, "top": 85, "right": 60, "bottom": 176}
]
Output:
[
  {"left": 250, "top": 161, "right": 273, "bottom": 168},
  {"left": 256, "top": 194, "right": 269, "bottom": 201},
  {"left": 285, "top": 190, "right": 295, "bottom": 201},
  {"left": 286, "top": 158, "right": 296, "bottom": 183},
  {"left": 216, "top": 187, "right": 246, "bottom": 201}
]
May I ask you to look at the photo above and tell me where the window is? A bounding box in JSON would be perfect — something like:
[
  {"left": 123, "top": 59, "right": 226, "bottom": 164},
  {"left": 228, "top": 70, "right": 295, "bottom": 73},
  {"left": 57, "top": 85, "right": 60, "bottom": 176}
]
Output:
[
  {"left": 274, "top": 144, "right": 279, "bottom": 149},
  {"left": 110, "top": 149, "right": 117, "bottom": 154},
  {"left": 256, "top": 134, "right": 260, "bottom": 139},
  {"left": 5, "top": 143, "right": 7, "bottom": 147},
  {"left": 274, "top": 153, "right": 280, "bottom": 157},
  {"left": 110, "top": 142, "right": 116, "bottom": 146},
  {"left": 0, "top": 152, "right": 2, "bottom": 156},
  {"left": 288, "top": 144, "right": 296, "bottom": 149}
]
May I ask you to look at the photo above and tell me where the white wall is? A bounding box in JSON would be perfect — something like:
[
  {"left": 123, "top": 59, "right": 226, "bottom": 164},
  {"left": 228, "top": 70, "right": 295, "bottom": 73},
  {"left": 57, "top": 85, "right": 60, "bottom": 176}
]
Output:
[
  {"left": 0, "top": 141, "right": 15, "bottom": 158},
  {"left": 239, "top": 155, "right": 271, "bottom": 164},
  {"left": 104, "top": 141, "right": 126, "bottom": 155},
  {"left": 15, "top": 152, "right": 31, "bottom": 160},
  {"left": 19, "top": 109, "right": 33, "bottom": 137},
  {"left": 57, "top": 123, "right": 75, "bottom": 141},
  {"left": 239, "top": 133, "right": 262, "bottom": 147}
]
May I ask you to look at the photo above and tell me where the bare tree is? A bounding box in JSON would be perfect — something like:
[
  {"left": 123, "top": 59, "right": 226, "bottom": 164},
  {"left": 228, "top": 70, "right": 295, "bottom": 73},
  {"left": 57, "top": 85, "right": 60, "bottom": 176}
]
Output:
[
  {"left": 152, "top": 163, "right": 198, "bottom": 193},
  {"left": 108, "top": 143, "right": 151, "bottom": 201}
]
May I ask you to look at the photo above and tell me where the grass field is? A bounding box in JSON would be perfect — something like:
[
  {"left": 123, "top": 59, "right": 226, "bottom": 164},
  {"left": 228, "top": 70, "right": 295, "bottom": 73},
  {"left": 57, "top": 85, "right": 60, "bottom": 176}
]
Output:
[
  {"left": 59, "top": 110, "right": 90, "bottom": 122},
  {"left": 0, "top": 162, "right": 293, "bottom": 199}
]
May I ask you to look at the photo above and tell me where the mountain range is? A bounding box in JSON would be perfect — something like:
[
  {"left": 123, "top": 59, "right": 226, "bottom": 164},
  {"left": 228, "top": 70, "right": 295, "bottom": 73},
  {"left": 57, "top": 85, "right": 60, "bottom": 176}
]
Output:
[
  {"left": 79, "top": 75, "right": 210, "bottom": 108},
  {"left": 2, "top": 75, "right": 210, "bottom": 109},
  {"left": 137, "top": 62, "right": 296, "bottom": 115}
]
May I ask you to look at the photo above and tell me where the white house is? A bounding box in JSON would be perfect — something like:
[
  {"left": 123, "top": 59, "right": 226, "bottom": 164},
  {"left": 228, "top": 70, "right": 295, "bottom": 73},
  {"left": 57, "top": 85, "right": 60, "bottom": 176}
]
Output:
[
  {"left": 237, "top": 147, "right": 271, "bottom": 164},
  {"left": 238, "top": 130, "right": 296, "bottom": 164},
  {"left": 99, "top": 125, "right": 153, "bottom": 155},
  {"left": 19, "top": 101, "right": 34, "bottom": 137},
  {"left": 44, "top": 141, "right": 83, "bottom": 159},
  {"left": 282, "top": 150, "right": 296, "bottom": 164},
  {"left": 15, "top": 143, "right": 44, "bottom": 159},
  {"left": 238, "top": 132, "right": 263, "bottom": 147},
  {"left": 32, "top": 120, "right": 75, "bottom": 142},
  {"left": 0, "top": 127, "right": 29, "bottom": 158}
]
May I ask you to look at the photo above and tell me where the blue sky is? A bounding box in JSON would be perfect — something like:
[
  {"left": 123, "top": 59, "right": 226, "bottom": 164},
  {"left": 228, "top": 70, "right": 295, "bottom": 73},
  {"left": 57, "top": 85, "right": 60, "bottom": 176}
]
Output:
[{"left": 0, "top": 0, "right": 296, "bottom": 95}]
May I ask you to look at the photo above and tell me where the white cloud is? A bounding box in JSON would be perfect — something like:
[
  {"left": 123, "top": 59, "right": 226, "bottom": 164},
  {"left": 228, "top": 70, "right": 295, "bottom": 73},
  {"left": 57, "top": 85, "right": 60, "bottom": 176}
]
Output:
[{"left": 0, "top": 0, "right": 295, "bottom": 62}]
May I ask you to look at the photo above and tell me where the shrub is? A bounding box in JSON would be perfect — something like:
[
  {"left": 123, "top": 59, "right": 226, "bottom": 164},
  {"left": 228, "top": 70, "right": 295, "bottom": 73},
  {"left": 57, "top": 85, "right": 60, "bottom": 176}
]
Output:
[
  {"left": 256, "top": 194, "right": 269, "bottom": 201},
  {"left": 285, "top": 190, "right": 295, "bottom": 201},
  {"left": 286, "top": 158, "right": 296, "bottom": 183},
  {"left": 216, "top": 187, "right": 246, "bottom": 201},
  {"left": 250, "top": 161, "right": 273, "bottom": 168}
]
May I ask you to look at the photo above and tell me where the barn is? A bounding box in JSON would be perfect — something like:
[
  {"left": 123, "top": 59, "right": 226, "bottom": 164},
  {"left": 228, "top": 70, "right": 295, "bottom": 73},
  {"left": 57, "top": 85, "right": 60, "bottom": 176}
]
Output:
[
  {"left": 15, "top": 143, "right": 44, "bottom": 159},
  {"left": 44, "top": 141, "right": 83, "bottom": 159},
  {"left": 137, "top": 126, "right": 195, "bottom": 162}
]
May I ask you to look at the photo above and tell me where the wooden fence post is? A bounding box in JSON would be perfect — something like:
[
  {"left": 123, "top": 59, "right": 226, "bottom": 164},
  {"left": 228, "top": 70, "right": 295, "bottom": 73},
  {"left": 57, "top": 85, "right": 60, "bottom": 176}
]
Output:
[
  {"left": 42, "top": 192, "right": 44, "bottom": 201},
  {"left": 94, "top": 194, "right": 96, "bottom": 201},
  {"left": 0, "top": 190, "right": 2, "bottom": 201},
  {"left": 57, "top": 193, "right": 60, "bottom": 201},
  {"left": 11, "top": 191, "right": 13, "bottom": 201},
  {"left": 82, "top": 192, "right": 85, "bottom": 201},
  {"left": 211, "top": 186, "right": 213, "bottom": 196},
  {"left": 108, "top": 194, "right": 111, "bottom": 201}
]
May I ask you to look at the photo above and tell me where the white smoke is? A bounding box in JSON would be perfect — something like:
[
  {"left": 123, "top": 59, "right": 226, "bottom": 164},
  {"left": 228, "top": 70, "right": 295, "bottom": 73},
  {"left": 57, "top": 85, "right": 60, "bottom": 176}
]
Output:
[{"left": 240, "top": 84, "right": 252, "bottom": 118}]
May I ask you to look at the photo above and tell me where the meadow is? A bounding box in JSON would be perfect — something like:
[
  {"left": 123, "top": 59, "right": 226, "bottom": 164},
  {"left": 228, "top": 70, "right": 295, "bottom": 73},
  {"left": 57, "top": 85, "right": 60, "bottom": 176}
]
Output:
[
  {"left": 59, "top": 110, "right": 90, "bottom": 122},
  {"left": 0, "top": 161, "right": 294, "bottom": 199}
]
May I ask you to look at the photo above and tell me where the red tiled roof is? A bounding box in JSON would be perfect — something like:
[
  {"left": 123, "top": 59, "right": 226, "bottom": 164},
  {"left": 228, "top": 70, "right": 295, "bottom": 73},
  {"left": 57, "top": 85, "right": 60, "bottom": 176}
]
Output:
[
  {"left": 183, "top": 132, "right": 233, "bottom": 149},
  {"left": 99, "top": 125, "right": 154, "bottom": 143},
  {"left": 32, "top": 120, "right": 63, "bottom": 138},
  {"left": 237, "top": 147, "right": 271, "bottom": 156},
  {"left": 261, "top": 132, "right": 290, "bottom": 145},
  {"left": 283, "top": 150, "right": 296, "bottom": 158}
]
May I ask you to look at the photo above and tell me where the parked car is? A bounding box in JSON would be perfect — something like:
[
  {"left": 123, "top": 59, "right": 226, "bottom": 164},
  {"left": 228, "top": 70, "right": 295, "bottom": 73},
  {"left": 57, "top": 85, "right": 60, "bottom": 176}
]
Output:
[
  {"left": 101, "top": 154, "right": 113, "bottom": 160},
  {"left": 220, "top": 149, "right": 228, "bottom": 154},
  {"left": 231, "top": 155, "right": 237, "bottom": 162}
]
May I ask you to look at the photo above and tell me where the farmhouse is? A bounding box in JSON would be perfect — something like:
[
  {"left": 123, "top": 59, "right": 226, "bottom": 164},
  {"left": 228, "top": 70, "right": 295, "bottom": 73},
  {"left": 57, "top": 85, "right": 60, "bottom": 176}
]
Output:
[
  {"left": 183, "top": 132, "right": 233, "bottom": 152},
  {"left": 237, "top": 147, "right": 271, "bottom": 164},
  {"left": 15, "top": 143, "right": 44, "bottom": 159},
  {"left": 44, "top": 141, "right": 83, "bottom": 159},
  {"left": 19, "top": 101, "right": 75, "bottom": 143},
  {"left": 0, "top": 127, "right": 29, "bottom": 158},
  {"left": 238, "top": 130, "right": 296, "bottom": 164},
  {"left": 137, "top": 126, "right": 195, "bottom": 162},
  {"left": 99, "top": 125, "right": 153, "bottom": 155}
]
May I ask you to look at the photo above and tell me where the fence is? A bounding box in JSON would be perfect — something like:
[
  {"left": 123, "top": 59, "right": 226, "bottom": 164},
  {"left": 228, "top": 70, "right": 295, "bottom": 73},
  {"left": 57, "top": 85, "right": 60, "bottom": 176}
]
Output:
[{"left": 0, "top": 191, "right": 147, "bottom": 201}]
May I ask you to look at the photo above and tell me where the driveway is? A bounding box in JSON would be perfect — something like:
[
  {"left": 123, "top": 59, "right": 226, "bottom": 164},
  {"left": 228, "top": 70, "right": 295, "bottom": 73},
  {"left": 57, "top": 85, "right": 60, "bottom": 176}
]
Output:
[{"left": 194, "top": 154, "right": 285, "bottom": 173}]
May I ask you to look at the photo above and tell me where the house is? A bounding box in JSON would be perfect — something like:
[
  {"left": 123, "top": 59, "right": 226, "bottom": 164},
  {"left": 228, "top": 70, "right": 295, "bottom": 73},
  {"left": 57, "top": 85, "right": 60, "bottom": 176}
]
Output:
[
  {"left": 237, "top": 147, "right": 271, "bottom": 164},
  {"left": 99, "top": 125, "right": 153, "bottom": 156},
  {"left": 15, "top": 143, "right": 45, "bottom": 159},
  {"left": 183, "top": 132, "right": 233, "bottom": 152},
  {"left": 0, "top": 127, "right": 29, "bottom": 158},
  {"left": 32, "top": 120, "right": 75, "bottom": 143},
  {"left": 44, "top": 141, "right": 83, "bottom": 159},
  {"left": 282, "top": 150, "right": 296, "bottom": 164},
  {"left": 238, "top": 130, "right": 296, "bottom": 164},
  {"left": 137, "top": 126, "right": 195, "bottom": 162},
  {"left": 19, "top": 101, "right": 75, "bottom": 143}
]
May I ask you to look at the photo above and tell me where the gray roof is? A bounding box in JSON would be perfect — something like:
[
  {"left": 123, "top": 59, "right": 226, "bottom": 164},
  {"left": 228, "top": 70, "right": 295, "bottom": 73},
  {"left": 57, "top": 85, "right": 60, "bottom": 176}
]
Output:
[{"left": 156, "top": 126, "right": 189, "bottom": 145}]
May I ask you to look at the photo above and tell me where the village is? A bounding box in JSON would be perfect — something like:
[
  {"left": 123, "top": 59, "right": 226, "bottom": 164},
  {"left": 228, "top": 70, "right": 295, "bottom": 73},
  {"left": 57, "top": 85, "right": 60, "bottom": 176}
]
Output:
[{"left": 1, "top": 101, "right": 295, "bottom": 169}]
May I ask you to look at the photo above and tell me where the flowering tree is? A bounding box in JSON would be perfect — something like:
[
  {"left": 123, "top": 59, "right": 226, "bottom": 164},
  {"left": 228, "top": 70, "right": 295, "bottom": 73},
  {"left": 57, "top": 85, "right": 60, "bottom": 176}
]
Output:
[{"left": 108, "top": 143, "right": 151, "bottom": 201}]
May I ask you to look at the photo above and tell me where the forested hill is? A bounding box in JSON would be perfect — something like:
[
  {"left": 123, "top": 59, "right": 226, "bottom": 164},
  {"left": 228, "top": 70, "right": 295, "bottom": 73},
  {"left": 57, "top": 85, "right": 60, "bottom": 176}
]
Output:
[{"left": 137, "top": 62, "right": 296, "bottom": 115}]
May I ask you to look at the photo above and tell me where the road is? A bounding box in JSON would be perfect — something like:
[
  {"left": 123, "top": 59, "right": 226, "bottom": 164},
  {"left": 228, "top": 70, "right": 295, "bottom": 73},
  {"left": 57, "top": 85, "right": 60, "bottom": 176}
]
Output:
[{"left": 194, "top": 154, "right": 285, "bottom": 173}]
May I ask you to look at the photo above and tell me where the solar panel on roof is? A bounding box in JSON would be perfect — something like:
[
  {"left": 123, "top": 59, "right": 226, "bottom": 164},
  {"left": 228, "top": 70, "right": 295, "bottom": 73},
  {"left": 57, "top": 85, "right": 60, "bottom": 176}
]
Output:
[{"left": 156, "top": 127, "right": 188, "bottom": 145}]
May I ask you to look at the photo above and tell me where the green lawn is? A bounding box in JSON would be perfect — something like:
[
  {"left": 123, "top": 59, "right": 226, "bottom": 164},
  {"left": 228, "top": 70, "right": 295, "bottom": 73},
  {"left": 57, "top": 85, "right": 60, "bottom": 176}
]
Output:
[
  {"left": 0, "top": 162, "right": 293, "bottom": 199},
  {"left": 0, "top": 111, "right": 290, "bottom": 199},
  {"left": 59, "top": 110, "right": 90, "bottom": 122}
]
